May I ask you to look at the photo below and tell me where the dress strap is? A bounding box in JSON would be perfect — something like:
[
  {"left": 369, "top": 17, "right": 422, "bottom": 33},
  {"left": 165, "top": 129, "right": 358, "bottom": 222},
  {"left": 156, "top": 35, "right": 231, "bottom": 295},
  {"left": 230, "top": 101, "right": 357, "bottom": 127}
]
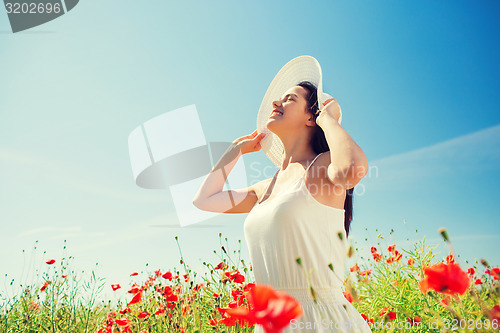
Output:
[
  {"left": 302, "top": 152, "right": 325, "bottom": 177},
  {"left": 258, "top": 169, "right": 279, "bottom": 204}
]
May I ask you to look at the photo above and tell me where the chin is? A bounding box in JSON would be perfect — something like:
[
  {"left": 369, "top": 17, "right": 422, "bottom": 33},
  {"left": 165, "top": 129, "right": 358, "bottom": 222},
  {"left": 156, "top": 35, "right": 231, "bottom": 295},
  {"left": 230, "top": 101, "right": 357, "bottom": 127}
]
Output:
[
  {"left": 266, "top": 120, "right": 279, "bottom": 134},
  {"left": 266, "top": 121, "right": 286, "bottom": 139}
]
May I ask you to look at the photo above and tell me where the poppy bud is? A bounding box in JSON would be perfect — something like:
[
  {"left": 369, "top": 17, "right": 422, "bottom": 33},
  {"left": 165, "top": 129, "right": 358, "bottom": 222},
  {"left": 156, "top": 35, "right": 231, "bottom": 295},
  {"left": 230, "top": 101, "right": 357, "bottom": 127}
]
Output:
[
  {"left": 438, "top": 227, "right": 449, "bottom": 242},
  {"left": 347, "top": 246, "right": 354, "bottom": 258}
]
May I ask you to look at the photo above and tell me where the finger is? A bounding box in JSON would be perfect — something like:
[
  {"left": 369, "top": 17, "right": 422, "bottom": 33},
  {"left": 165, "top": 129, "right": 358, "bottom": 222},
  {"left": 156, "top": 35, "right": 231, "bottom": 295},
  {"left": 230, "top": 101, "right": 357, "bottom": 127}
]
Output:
[
  {"left": 244, "top": 131, "right": 258, "bottom": 140},
  {"left": 322, "top": 98, "right": 334, "bottom": 107},
  {"left": 253, "top": 132, "right": 266, "bottom": 141}
]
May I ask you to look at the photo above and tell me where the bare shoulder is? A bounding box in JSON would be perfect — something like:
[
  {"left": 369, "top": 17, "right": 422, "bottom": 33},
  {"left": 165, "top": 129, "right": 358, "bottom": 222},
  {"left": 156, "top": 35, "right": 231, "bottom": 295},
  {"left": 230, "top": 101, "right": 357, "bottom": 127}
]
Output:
[
  {"left": 312, "top": 151, "right": 337, "bottom": 184},
  {"left": 317, "top": 151, "right": 332, "bottom": 166},
  {"left": 313, "top": 151, "right": 332, "bottom": 172},
  {"left": 248, "top": 176, "right": 273, "bottom": 201}
]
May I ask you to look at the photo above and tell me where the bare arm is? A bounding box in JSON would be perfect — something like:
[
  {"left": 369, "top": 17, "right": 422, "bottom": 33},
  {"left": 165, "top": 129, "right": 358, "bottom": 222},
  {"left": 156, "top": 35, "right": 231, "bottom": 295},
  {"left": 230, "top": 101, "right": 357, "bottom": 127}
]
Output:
[
  {"left": 316, "top": 99, "right": 369, "bottom": 189},
  {"left": 192, "top": 130, "right": 267, "bottom": 214}
]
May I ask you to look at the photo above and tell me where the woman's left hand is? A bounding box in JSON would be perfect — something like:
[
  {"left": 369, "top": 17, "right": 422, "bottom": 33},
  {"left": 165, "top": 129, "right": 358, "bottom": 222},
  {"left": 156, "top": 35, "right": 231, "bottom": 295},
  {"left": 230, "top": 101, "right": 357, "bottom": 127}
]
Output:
[{"left": 316, "top": 98, "right": 341, "bottom": 127}]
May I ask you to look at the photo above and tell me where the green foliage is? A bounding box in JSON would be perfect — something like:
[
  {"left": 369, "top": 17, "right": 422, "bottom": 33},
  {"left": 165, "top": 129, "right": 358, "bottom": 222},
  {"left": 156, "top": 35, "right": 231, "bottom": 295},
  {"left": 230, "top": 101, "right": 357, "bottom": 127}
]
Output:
[{"left": 1, "top": 231, "right": 498, "bottom": 333}]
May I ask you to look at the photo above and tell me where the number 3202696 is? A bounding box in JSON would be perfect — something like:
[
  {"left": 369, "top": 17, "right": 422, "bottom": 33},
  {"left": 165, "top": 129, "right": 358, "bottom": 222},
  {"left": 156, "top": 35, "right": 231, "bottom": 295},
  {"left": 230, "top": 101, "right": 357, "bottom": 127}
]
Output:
[
  {"left": 444, "top": 318, "right": 499, "bottom": 330},
  {"left": 5, "top": 2, "right": 62, "bottom": 14}
]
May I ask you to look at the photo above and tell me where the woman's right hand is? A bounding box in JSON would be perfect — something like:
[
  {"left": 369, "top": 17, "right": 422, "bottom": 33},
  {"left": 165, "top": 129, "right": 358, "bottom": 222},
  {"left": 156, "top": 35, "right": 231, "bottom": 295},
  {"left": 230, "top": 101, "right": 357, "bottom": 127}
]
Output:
[{"left": 233, "top": 130, "right": 267, "bottom": 155}]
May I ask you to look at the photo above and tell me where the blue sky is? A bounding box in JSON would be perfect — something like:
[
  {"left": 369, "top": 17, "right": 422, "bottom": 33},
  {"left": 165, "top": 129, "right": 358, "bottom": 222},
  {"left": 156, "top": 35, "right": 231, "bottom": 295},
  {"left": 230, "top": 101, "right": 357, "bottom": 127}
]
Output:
[{"left": 1, "top": 0, "right": 499, "bottom": 303}]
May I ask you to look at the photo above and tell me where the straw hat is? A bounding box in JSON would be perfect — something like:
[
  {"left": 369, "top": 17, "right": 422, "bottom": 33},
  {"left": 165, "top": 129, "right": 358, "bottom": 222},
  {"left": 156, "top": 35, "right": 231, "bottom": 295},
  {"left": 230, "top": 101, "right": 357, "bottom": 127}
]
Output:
[{"left": 256, "top": 55, "right": 342, "bottom": 168}]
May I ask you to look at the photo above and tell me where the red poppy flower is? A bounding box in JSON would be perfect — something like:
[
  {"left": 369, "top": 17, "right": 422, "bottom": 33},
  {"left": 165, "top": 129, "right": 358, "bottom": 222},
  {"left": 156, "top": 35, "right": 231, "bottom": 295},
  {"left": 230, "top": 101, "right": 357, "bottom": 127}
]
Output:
[
  {"left": 407, "top": 316, "right": 422, "bottom": 326},
  {"left": 130, "top": 272, "right": 138, "bottom": 276},
  {"left": 115, "top": 317, "right": 132, "bottom": 327},
  {"left": 226, "top": 284, "right": 302, "bottom": 333},
  {"left": 359, "top": 269, "right": 372, "bottom": 276},
  {"left": 128, "top": 291, "right": 142, "bottom": 305},
  {"left": 439, "top": 295, "right": 454, "bottom": 307},
  {"left": 128, "top": 283, "right": 141, "bottom": 294},
  {"left": 40, "top": 280, "right": 52, "bottom": 292},
  {"left": 361, "top": 313, "right": 374, "bottom": 324},
  {"left": 467, "top": 268, "right": 475, "bottom": 275},
  {"left": 489, "top": 305, "right": 500, "bottom": 322},
  {"left": 474, "top": 278, "right": 483, "bottom": 285},
  {"left": 217, "top": 307, "right": 242, "bottom": 327},
  {"left": 370, "top": 246, "right": 378, "bottom": 253},
  {"left": 349, "top": 264, "right": 359, "bottom": 272},
  {"left": 111, "top": 284, "right": 121, "bottom": 291},
  {"left": 29, "top": 301, "right": 39, "bottom": 311},
  {"left": 378, "top": 307, "right": 388, "bottom": 317},
  {"left": 46, "top": 259, "right": 56, "bottom": 265},
  {"left": 162, "top": 286, "right": 179, "bottom": 308},
  {"left": 343, "top": 291, "right": 353, "bottom": 303},
  {"left": 162, "top": 271, "right": 173, "bottom": 281},
  {"left": 225, "top": 271, "right": 245, "bottom": 284},
  {"left": 385, "top": 311, "right": 397, "bottom": 321},
  {"left": 138, "top": 311, "right": 150, "bottom": 320},
  {"left": 387, "top": 244, "right": 396, "bottom": 253},
  {"left": 181, "top": 304, "right": 191, "bottom": 316},
  {"left": 446, "top": 254, "right": 455, "bottom": 264},
  {"left": 418, "top": 262, "right": 470, "bottom": 295},
  {"left": 119, "top": 307, "right": 131, "bottom": 315},
  {"left": 244, "top": 283, "right": 255, "bottom": 292},
  {"left": 155, "top": 306, "right": 166, "bottom": 316},
  {"left": 372, "top": 253, "right": 382, "bottom": 262},
  {"left": 407, "top": 258, "right": 415, "bottom": 266},
  {"left": 490, "top": 268, "right": 500, "bottom": 280},
  {"left": 107, "top": 311, "right": 117, "bottom": 321},
  {"left": 215, "top": 262, "right": 228, "bottom": 270},
  {"left": 231, "top": 289, "right": 247, "bottom": 306}
]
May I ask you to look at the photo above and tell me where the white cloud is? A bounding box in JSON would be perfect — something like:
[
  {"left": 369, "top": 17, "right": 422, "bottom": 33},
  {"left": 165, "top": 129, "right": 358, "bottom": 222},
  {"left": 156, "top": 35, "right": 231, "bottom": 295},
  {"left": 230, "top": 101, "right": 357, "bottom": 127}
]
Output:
[{"left": 361, "top": 123, "right": 500, "bottom": 188}]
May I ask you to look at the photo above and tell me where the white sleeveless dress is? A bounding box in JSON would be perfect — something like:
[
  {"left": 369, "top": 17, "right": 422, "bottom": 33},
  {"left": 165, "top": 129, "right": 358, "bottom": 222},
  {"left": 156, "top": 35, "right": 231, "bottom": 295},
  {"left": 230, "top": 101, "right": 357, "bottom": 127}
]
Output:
[{"left": 244, "top": 152, "right": 372, "bottom": 333}]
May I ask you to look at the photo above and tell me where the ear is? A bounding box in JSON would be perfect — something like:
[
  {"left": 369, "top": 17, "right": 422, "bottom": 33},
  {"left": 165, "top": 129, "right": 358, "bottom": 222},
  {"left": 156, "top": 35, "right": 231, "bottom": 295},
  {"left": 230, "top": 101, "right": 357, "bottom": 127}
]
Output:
[{"left": 305, "top": 114, "right": 317, "bottom": 127}]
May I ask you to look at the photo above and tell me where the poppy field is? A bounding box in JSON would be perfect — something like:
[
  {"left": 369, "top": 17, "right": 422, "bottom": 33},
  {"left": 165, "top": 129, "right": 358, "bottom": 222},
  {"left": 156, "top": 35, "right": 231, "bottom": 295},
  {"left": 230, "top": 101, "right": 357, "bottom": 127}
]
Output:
[{"left": 0, "top": 228, "right": 499, "bottom": 333}]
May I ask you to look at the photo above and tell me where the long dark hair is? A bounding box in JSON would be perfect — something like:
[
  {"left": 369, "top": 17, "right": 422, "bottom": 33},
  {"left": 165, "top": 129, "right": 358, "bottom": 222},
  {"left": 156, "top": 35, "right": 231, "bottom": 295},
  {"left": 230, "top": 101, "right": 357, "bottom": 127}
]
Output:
[{"left": 297, "top": 81, "right": 354, "bottom": 238}]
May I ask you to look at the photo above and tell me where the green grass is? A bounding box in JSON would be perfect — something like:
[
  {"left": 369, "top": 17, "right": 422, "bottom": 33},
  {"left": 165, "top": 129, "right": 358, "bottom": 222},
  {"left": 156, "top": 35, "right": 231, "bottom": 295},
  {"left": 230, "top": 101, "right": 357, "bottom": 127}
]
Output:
[{"left": 1, "top": 230, "right": 498, "bottom": 333}]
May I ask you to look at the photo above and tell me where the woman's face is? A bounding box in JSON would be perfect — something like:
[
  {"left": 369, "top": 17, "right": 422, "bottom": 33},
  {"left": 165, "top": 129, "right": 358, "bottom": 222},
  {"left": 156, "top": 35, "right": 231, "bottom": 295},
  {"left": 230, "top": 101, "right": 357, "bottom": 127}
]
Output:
[{"left": 266, "top": 85, "right": 315, "bottom": 135}]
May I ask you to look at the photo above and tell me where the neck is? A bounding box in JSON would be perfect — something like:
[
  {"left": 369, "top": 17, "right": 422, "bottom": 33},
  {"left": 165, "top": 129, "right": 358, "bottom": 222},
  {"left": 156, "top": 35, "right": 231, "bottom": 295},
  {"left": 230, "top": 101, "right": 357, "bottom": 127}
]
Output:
[{"left": 278, "top": 130, "right": 317, "bottom": 171}]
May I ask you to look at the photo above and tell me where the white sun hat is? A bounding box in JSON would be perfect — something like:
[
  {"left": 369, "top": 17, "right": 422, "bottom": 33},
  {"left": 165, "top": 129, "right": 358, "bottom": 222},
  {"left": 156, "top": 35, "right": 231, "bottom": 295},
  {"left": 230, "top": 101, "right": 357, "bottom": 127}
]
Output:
[{"left": 256, "top": 55, "right": 342, "bottom": 168}]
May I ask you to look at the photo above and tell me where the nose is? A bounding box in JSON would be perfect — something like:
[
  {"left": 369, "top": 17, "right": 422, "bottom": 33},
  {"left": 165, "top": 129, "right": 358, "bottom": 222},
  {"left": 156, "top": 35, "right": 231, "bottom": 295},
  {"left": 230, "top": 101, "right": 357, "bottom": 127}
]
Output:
[{"left": 272, "top": 99, "right": 282, "bottom": 108}]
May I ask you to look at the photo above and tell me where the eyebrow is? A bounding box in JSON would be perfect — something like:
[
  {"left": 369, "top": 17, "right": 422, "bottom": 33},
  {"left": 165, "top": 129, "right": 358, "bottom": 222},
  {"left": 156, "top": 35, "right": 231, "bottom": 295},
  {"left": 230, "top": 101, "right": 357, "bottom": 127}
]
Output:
[{"left": 280, "top": 93, "right": 299, "bottom": 100}]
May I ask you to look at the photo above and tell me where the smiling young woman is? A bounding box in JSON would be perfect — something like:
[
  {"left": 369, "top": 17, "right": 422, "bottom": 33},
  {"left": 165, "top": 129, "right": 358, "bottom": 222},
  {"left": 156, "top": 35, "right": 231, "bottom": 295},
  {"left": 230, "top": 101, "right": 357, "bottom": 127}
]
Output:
[{"left": 193, "top": 56, "right": 371, "bottom": 333}]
